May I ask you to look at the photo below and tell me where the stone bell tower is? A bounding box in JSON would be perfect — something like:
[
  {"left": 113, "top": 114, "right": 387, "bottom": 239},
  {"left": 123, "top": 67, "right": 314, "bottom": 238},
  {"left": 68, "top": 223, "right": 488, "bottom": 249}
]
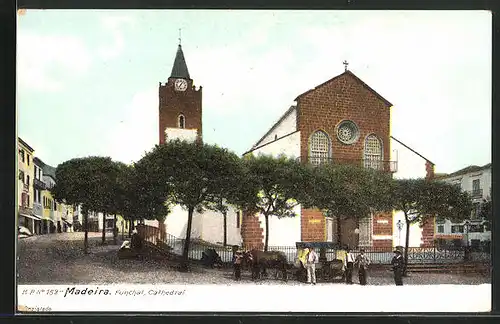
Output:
[{"left": 159, "top": 41, "right": 202, "bottom": 144}]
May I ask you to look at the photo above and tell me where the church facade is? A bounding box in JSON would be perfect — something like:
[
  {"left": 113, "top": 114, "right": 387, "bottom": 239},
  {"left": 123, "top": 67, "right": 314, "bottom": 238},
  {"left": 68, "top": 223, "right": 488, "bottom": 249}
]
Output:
[{"left": 152, "top": 43, "right": 436, "bottom": 249}]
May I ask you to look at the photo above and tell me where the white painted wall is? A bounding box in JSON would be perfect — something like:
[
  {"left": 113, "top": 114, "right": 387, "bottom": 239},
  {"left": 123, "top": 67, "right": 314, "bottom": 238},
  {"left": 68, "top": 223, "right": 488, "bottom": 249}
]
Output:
[
  {"left": 392, "top": 211, "right": 424, "bottom": 247},
  {"left": 389, "top": 138, "right": 431, "bottom": 247},
  {"left": 162, "top": 205, "right": 202, "bottom": 240},
  {"left": 255, "top": 107, "right": 297, "bottom": 147},
  {"left": 165, "top": 128, "right": 198, "bottom": 143},
  {"left": 390, "top": 138, "right": 429, "bottom": 180},
  {"left": 198, "top": 207, "right": 242, "bottom": 246},
  {"left": 251, "top": 131, "right": 301, "bottom": 159},
  {"left": 258, "top": 204, "right": 302, "bottom": 246}
]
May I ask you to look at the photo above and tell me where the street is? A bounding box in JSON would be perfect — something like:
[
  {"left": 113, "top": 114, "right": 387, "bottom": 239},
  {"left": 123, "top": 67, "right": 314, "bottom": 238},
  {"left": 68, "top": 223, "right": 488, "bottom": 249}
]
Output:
[{"left": 17, "top": 232, "right": 490, "bottom": 285}]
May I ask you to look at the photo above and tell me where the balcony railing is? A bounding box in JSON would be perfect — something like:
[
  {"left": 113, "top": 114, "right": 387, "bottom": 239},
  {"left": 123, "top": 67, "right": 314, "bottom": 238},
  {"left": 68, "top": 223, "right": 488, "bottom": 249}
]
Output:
[
  {"left": 297, "top": 157, "right": 398, "bottom": 173},
  {"left": 34, "top": 178, "right": 46, "bottom": 190},
  {"left": 470, "top": 189, "right": 483, "bottom": 199}
]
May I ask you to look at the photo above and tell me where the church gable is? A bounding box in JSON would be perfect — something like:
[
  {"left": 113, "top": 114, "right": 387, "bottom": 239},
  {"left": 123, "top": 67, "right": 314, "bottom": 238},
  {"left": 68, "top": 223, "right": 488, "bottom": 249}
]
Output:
[
  {"left": 296, "top": 70, "right": 392, "bottom": 164},
  {"left": 295, "top": 71, "right": 392, "bottom": 108}
]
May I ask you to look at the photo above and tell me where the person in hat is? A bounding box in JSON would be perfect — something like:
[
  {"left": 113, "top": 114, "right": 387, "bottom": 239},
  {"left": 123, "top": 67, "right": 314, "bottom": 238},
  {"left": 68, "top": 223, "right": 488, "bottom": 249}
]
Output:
[
  {"left": 233, "top": 248, "right": 244, "bottom": 281},
  {"left": 354, "top": 248, "right": 370, "bottom": 285},
  {"left": 391, "top": 249, "right": 405, "bottom": 286}
]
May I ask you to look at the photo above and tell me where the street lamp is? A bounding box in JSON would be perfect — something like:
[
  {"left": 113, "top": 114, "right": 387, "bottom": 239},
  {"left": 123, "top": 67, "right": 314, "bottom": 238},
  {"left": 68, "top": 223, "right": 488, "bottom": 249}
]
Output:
[{"left": 396, "top": 220, "right": 403, "bottom": 246}]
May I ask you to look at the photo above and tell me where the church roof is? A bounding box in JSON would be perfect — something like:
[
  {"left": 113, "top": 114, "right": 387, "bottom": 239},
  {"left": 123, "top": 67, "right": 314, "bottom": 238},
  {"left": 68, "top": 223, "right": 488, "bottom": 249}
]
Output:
[
  {"left": 295, "top": 70, "right": 393, "bottom": 107},
  {"left": 252, "top": 105, "right": 296, "bottom": 148},
  {"left": 170, "top": 44, "right": 190, "bottom": 79}
]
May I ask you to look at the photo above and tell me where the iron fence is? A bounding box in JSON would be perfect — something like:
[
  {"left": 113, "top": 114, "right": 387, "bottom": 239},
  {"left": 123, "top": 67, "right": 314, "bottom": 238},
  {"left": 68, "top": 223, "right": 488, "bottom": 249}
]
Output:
[{"left": 136, "top": 225, "right": 490, "bottom": 265}]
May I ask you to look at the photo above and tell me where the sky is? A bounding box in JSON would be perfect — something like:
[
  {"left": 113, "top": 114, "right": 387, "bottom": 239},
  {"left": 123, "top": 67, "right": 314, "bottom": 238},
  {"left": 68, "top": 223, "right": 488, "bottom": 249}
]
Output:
[{"left": 17, "top": 10, "right": 491, "bottom": 174}]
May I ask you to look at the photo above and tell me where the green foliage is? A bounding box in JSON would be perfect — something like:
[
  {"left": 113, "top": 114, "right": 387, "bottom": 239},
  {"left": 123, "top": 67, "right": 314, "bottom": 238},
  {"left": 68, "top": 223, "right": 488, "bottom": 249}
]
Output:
[
  {"left": 51, "top": 156, "right": 120, "bottom": 252},
  {"left": 244, "top": 154, "right": 308, "bottom": 219},
  {"left": 137, "top": 140, "right": 245, "bottom": 212},
  {"left": 116, "top": 162, "right": 170, "bottom": 223},
  {"left": 136, "top": 139, "right": 248, "bottom": 269},
  {"left": 392, "top": 178, "right": 473, "bottom": 225},
  {"left": 51, "top": 156, "right": 117, "bottom": 213},
  {"left": 243, "top": 154, "right": 309, "bottom": 250},
  {"left": 479, "top": 198, "right": 492, "bottom": 220},
  {"left": 391, "top": 178, "right": 473, "bottom": 274},
  {"left": 306, "top": 163, "right": 394, "bottom": 220}
]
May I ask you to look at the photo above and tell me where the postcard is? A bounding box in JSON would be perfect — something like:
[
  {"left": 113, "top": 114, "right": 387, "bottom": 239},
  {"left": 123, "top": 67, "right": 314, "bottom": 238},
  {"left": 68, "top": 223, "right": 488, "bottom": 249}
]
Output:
[{"left": 16, "top": 9, "right": 491, "bottom": 313}]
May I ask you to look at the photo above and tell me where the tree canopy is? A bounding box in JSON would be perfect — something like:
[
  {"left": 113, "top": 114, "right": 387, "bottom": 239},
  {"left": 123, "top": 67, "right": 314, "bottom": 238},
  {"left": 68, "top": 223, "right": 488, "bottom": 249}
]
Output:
[
  {"left": 136, "top": 139, "right": 248, "bottom": 270},
  {"left": 51, "top": 156, "right": 119, "bottom": 252},
  {"left": 243, "top": 154, "right": 310, "bottom": 251}
]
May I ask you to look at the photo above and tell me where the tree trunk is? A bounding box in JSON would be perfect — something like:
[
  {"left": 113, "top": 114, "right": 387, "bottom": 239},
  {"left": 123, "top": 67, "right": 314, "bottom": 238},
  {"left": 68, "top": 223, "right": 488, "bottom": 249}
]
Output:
[
  {"left": 83, "top": 208, "right": 89, "bottom": 254},
  {"left": 264, "top": 214, "right": 269, "bottom": 252},
  {"left": 128, "top": 219, "right": 133, "bottom": 237},
  {"left": 223, "top": 210, "right": 228, "bottom": 247},
  {"left": 113, "top": 214, "right": 117, "bottom": 245},
  {"left": 101, "top": 213, "right": 106, "bottom": 244},
  {"left": 181, "top": 206, "right": 195, "bottom": 272},
  {"left": 336, "top": 215, "right": 342, "bottom": 247},
  {"left": 159, "top": 218, "right": 166, "bottom": 242},
  {"left": 403, "top": 217, "right": 411, "bottom": 276}
]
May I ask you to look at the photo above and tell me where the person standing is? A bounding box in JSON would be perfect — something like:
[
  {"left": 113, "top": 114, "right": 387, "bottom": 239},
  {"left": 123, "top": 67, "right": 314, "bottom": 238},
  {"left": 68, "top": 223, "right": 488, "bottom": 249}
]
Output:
[
  {"left": 306, "top": 246, "right": 319, "bottom": 285},
  {"left": 233, "top": 250, "right": 244, "bottom": 281},
  {"left": 344, "top": 248, "right": 355, "bottom": 284},
  {"left": 355, "top": 249, "right": 370, "bottom": 285},
  {"left": 391, "top": 249, "right": 405, "bottom": 286}
]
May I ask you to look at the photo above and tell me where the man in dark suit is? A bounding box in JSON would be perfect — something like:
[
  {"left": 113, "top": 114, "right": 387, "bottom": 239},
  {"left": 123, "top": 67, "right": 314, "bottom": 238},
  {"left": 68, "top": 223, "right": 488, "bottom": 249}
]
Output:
[{"left": 391, "top": 249, "right": 405, "bottom": 286}]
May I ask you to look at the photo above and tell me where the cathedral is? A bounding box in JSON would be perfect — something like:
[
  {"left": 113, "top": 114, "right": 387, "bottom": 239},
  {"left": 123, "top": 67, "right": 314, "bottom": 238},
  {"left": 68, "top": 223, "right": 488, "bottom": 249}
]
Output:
[{"left": 156, "top": 42, "right": 436, "bottom": 249}]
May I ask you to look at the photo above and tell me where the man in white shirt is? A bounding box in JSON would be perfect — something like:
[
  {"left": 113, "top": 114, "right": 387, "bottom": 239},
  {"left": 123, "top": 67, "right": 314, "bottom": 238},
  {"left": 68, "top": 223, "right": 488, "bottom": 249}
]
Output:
[
  {"left": 306, "top": 246, "right": 319, "bottom": 285},
  {"left": 344, "top": 247, "right": 355, "bottom": 284}
]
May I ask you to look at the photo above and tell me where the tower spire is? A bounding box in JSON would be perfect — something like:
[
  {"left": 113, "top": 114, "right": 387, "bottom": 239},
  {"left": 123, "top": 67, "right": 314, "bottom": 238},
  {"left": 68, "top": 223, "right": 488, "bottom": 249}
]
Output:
[
  {"left": 170, "top": 39, "right": 190, "bottom": 79},
  {"left": 178, "top": 28, "right": 182, "bottom": 45}
]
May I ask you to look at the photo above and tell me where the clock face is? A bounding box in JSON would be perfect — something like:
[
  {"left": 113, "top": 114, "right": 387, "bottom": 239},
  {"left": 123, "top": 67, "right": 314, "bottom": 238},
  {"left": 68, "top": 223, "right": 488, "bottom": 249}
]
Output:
[{"left": 174, "top": 79, "right": 188, "bottom": 92}]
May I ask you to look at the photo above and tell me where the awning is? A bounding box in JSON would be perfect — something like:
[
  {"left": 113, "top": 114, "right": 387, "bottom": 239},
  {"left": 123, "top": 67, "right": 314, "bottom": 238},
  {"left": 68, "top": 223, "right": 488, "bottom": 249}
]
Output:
[{"left": 19, "top": 214, "right": 41, "bottom": 221}]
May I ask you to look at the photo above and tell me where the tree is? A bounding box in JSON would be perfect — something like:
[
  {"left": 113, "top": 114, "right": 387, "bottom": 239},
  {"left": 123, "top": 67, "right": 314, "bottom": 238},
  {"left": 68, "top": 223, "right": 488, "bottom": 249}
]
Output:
[
  {"left": 391, "top": 178, "right": 472, "bottom": 275},
  {"left": 114, "top": 162, "right": 170, "bottom": 238},
  {"left": 479, "top": 198, "right": 492, "bottom": 221},
  {"left": 205, "top": 154, "right": 259, "bottom": 246},
  {"left": 51, "top": 157, "right": 118, "bottom": 254},
  {"left": 243, "top": 154, "right": 309, "bottom": 251},
  {"left": 136, "top": 139, "right": 245, "bottom": 271},
  {"left": 306, "top": 163, "right": 394, "bottom": 247}
]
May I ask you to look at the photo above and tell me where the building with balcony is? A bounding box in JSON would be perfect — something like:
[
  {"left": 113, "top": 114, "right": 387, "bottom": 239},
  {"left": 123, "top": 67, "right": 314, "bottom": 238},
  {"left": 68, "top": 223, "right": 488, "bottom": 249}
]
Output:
[
  {"left": 18, "top": 138, "right": 40, "bottom": 234},
  {"left": 434, "top": 163, "right": 491, "bottom": 247}
]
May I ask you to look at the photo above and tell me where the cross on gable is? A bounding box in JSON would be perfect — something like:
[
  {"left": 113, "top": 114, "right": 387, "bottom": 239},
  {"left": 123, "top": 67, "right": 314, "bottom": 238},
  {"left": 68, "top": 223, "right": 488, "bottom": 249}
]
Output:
[{"left": 343, "top": 60, "right": 349, "bottom": 71}]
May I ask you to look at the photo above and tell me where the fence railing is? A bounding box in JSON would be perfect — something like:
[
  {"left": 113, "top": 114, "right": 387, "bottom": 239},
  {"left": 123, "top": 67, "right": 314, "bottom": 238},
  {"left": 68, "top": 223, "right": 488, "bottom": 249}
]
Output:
[{"left": 136, "top": 224, "right": 491, "bottom": 265}]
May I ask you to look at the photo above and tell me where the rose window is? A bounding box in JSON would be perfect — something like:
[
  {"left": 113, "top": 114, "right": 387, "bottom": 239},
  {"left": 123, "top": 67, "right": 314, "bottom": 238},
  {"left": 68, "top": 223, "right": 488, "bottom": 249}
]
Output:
[{"left": 336, "top": 120, "right": 360, "bottom": 144}]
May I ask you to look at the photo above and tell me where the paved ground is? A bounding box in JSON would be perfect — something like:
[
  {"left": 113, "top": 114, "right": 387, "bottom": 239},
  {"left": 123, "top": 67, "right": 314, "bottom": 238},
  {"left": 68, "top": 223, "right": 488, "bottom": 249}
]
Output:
[{"left": 17, "top": 232, "right": 491, "bottom": 286}]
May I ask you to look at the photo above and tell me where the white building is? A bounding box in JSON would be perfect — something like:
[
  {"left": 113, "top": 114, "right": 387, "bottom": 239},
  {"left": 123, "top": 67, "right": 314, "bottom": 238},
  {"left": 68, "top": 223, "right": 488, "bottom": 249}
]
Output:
[{"left": 434, "top": 163, "right": 491, "bottom": 246}]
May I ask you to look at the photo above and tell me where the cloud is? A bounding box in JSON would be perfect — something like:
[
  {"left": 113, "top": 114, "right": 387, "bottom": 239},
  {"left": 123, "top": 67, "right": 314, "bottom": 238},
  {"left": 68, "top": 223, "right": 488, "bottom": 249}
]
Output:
[
  {"left": 104, "top": 87, "right": 158, "bottom": 164},
  {"left": 96, "top": 15, "right": 135, "bottom": 60},
  {"left": 17, "top": 32, "right": 92, "bottom": 92}
]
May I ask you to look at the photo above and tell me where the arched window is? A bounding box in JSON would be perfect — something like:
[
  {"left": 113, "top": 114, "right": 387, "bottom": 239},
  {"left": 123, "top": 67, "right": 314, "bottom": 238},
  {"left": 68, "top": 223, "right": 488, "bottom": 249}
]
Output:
[
  {"left": 364, "top": 135, "right": 383, "bottom": 170},
  {"left": 309, "top": 130, "right": 331, "bottom": 165},
  {"left": 178, "top": 114, "right": 185, "bottom": 129}
]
